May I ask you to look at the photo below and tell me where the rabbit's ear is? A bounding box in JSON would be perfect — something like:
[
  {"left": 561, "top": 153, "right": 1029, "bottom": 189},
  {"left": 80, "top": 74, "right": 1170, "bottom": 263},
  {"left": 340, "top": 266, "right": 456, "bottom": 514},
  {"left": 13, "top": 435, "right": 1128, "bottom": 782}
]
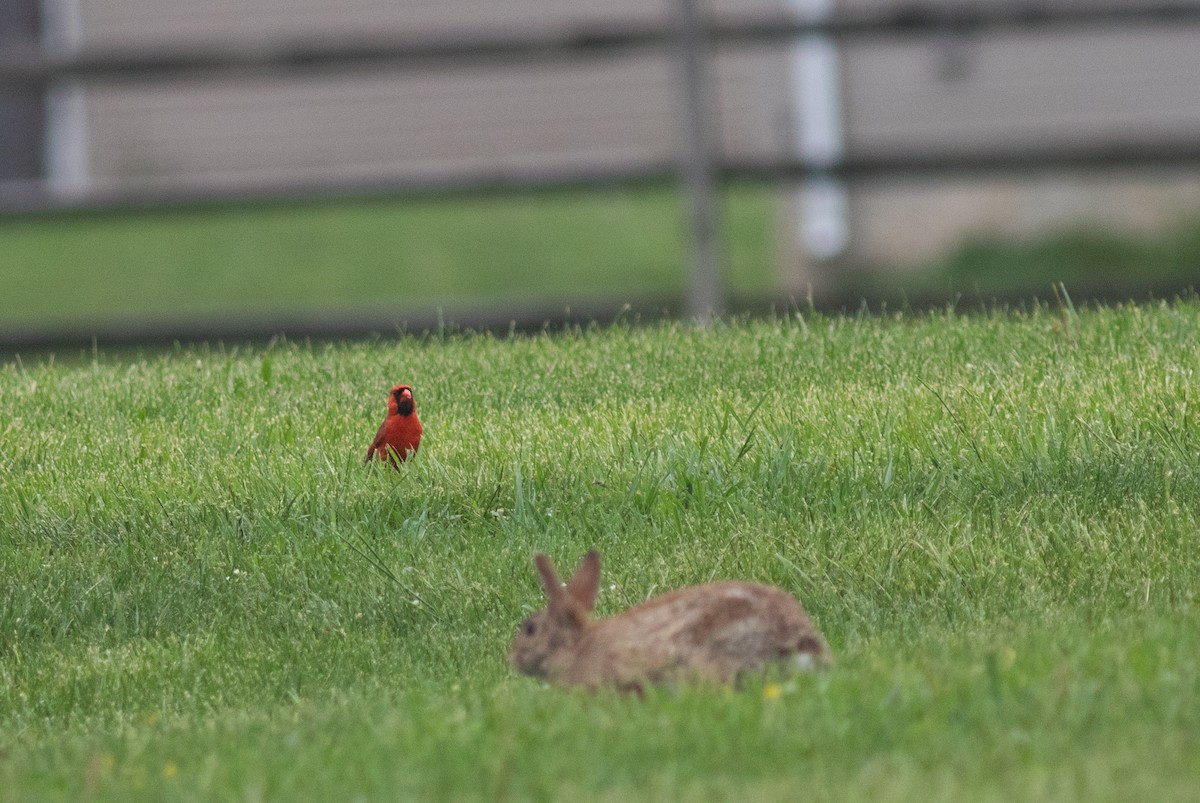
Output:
[
  {"left": 565, "top": 550, "right": 601, "bottom": 613},
  {"left": 534, "top": 553, "right": 565, "bottom": 607}
]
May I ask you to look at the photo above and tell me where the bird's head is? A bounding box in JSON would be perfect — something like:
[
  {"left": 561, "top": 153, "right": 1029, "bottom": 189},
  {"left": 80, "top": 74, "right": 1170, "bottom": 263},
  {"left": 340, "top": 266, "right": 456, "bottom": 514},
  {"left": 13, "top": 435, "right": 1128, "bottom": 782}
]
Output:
[{"left": 389, "top": 384, "right": 416, "bottom": 417}]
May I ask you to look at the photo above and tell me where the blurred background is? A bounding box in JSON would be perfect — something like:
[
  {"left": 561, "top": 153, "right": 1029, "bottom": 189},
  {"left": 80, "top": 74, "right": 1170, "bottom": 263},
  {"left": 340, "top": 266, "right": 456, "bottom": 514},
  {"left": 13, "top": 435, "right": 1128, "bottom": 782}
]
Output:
[{"left": 2, "top": 0, "right": 1200, "bottom": 345}]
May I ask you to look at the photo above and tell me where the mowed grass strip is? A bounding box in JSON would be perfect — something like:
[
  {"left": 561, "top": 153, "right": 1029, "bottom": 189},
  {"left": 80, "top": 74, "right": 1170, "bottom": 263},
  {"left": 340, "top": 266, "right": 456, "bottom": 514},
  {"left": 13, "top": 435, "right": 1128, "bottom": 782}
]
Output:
[
  {"left": 0, "top": 186, "right": 776, "bottom": 330},
  {"left": 1, "top": 302, "right": 1197, "bottom": 800}
]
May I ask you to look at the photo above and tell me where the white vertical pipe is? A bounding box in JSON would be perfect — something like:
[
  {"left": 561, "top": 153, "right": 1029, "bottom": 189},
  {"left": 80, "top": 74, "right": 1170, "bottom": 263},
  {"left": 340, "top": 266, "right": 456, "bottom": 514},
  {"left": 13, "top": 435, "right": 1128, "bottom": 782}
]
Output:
[
  {"left": 788, "top": 0, "right": 848, "bottom": 260},
  {"left": 40, "top": 0, "right": 90, "bottom": 196}
]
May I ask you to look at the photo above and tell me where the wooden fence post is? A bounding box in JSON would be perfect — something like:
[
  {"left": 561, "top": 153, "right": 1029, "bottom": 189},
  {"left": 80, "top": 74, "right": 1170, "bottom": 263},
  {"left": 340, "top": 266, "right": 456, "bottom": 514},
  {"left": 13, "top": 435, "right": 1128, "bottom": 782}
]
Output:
[
  {"left": 0, "top": 0, "right": 44, "bottom": 182},
  {"left": 674, "top": 0, "right": 724, "bottom": 322}
]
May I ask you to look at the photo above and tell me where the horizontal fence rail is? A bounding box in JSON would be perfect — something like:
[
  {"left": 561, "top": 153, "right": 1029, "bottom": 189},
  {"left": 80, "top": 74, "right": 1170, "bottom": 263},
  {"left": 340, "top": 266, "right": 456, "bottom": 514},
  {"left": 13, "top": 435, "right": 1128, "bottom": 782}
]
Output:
[
  {"left": 4, "top": 3, "right": 1200, "bottom": 87},
  {"left": 6, "top": 140, "right": 1200, "bottom": 218}
]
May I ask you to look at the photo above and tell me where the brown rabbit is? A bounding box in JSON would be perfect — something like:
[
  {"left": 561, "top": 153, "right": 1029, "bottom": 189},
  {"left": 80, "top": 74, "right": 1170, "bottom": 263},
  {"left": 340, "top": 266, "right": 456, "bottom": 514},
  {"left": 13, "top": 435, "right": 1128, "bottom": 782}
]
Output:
[{"left": 510, "top": 550, "right": 829, "bottom": 691}]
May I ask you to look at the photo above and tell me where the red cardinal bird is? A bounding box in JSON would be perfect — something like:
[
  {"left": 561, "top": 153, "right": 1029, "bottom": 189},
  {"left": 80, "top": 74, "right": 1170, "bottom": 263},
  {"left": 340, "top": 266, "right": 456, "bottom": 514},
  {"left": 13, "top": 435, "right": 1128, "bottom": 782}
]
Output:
[{"left": 365, "top": 384, "right": 423, "bottom": 466}]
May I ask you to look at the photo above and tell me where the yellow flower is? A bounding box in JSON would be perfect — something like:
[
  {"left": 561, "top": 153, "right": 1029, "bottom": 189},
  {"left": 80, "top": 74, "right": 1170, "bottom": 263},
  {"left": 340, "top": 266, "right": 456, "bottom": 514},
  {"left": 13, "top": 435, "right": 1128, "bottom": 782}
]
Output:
[
  {"left": 163, "top": 763, "right": 178, "bottom": 779},
  {"left": 763, "top": 683, "right": 782, "bottom": 701}
]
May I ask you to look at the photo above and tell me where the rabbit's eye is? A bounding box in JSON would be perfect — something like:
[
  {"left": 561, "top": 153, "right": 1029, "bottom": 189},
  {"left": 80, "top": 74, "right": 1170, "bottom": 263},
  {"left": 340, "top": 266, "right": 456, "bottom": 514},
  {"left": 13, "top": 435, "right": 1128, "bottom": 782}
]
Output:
[{"left": 523, "top": 620, "right": 536, "bottom": 635}]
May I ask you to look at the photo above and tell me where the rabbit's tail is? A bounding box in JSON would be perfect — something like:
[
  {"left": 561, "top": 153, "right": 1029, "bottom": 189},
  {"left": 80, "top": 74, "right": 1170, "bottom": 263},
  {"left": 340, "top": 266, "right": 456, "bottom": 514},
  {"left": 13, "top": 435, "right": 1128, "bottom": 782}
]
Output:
[{"left": 787, "top": 634, "right": 829, "bottom": 672}]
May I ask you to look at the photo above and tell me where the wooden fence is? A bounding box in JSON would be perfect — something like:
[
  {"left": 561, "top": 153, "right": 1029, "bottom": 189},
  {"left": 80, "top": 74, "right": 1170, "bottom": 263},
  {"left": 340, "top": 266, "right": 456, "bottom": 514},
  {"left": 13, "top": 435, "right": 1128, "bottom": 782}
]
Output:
[{"left": 3, "top": 1, "right": 1200, "bottom": 324}]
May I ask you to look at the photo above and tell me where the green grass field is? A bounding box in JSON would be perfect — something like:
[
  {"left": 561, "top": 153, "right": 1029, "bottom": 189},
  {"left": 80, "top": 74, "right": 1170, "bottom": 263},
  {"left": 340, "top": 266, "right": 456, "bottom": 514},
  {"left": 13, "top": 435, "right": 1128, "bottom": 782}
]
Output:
[
  {"left": 5, "top": 185, "right": 1200, "bottom": 337},
  {"left": 0, "top": 187, "right": 777, "bottom": 331},
  {"left": 851, "top": 220, "right": 1200, "bottom": 303},
  {"left": 2, "top": 302, "right": 1198, "bottom": 800}
]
